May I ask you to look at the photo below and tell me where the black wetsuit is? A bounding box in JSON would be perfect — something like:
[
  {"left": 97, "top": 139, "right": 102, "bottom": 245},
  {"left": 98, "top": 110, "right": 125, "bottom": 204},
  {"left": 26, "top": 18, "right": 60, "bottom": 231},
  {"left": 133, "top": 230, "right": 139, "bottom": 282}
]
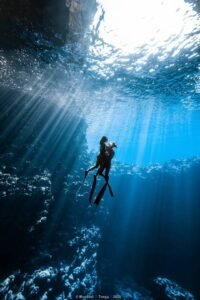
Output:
[
  {"left": 89, "top": 144, "right": 115, "bottom": 204},
  {"left": 86, "top": 140, "right": 107, "bottom": 174},
  {"left": 97, "top": 146, "right": 115, "bottom": 180},
  {"left": 96, "top": 141, "right": 107, "bottom": 165}
]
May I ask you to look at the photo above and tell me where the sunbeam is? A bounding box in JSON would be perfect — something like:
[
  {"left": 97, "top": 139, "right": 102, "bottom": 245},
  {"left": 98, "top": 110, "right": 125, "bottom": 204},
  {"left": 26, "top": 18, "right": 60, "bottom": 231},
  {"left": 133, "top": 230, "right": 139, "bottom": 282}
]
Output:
[{"left": 0, "top": 0, "right": 200, "bottom": 298}]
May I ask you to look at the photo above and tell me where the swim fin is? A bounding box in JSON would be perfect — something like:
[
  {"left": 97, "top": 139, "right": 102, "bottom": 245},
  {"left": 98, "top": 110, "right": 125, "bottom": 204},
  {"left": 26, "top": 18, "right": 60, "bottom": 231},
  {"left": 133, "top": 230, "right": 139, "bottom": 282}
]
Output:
[
  {"left": 89, "top": 175, "right": 97, "bottom": 203},
  {"left": 84, "top": 170, "right": 88, "bottom": 179},
  {"left": 94, "top": 183, "right": 107, "bottom": 205},
  {"left": 107, "top": 182, "right": 114, "bottom": 197},
  {"left": 99, "top": 173, "right": 114, "bottom": 197}
]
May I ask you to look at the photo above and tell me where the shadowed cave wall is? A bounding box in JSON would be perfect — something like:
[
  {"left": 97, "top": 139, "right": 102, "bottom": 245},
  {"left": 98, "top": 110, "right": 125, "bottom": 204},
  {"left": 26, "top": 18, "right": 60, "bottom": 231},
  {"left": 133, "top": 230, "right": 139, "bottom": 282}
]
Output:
[{"left": 0, "top": 0, "right": 97, "bottom": 45}]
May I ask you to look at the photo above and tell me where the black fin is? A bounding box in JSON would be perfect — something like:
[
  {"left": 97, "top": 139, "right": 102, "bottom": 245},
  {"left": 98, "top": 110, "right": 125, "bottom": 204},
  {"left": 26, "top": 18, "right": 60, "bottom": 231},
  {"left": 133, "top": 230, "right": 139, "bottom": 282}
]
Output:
[
  {"left": 108, "top": 183, "right": 114, "bottom": 197},
  {"left": 84, "top": 170, "right": 88, "bottom": 179},
  {"left": 98, "top": 173, "right": 114, "bottom": 197},
  {"left": 94, "top": 183, "right": 107, "bottom": 205},
  {"left": 89, "top": 175, "right": 97, "bottom": 203}
]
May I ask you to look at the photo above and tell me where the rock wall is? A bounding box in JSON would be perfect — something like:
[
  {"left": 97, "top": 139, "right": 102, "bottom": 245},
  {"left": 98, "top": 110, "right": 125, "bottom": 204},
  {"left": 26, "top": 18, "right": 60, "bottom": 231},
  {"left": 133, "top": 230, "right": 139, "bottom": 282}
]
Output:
[
  {"left": 186, "top": 0, "right": 200, "bottom": 12},
  {"left": 0, "top": 0, "right": 97, "bottom": 45}
]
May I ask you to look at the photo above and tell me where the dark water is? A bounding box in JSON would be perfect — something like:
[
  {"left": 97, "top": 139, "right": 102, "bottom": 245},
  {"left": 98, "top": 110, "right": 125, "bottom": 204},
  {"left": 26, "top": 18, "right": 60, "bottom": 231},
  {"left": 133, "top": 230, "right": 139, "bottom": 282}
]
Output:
[{"left": 0, "top": 0, "right": 200, "bottom": 299}]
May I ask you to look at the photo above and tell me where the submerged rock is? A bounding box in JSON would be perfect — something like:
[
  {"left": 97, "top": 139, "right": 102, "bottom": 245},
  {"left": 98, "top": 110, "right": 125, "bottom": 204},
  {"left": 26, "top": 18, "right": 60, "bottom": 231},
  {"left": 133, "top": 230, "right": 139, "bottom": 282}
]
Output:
[
  {"left": 0, "top": 0, "right": 97, "bottom": 46},
  {"left": 0, "top": 168, "right": 54, "bottom": 269},
  {"left": 0, "top": 226, "right": 100, "bottom": 299},
  {"left": 153, "top": 277, "right": 195, "bottom": 300},
  {"left": 115, "top": 278, "right": 153, "bottom": 300}
]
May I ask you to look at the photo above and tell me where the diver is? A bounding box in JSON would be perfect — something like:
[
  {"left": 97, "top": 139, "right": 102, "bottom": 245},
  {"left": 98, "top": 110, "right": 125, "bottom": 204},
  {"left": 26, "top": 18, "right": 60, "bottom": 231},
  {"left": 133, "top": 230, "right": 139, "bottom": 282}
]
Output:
[
  {"left": 89, "top": 141, "right": 117, "bottom": 205},
  {"left": 84, "top": 136, "right": 108, "bottom": 179},
  {"left": 96, "top": 141, "right": 117, "bottom": 182}
]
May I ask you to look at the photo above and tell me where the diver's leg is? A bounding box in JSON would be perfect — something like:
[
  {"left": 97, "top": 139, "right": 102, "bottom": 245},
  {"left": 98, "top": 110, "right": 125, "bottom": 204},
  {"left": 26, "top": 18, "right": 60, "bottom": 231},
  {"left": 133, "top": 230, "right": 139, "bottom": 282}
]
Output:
[
  {"left": 85, "top": 156, "right": 100, "bottom": 178},
  {"left": 98, "top": 166, "right": 114, "bottom": 197},
  {"left": 105, "top": 164, "right": 111, "bottom": 182},
  {"left": 89, "top": 166, "right": 103, "bottom": 202},
  {"left": 87, "top": 164, "right": 98, "bottom": 172},
  {"left": 105, "top": 164, "right": 114, "bottom": 196},
  {"left": 96, "top": 165, "right": 104, "bottom": 176},
  {"left": 85, "top": 163, "right": 99, "bottom": 178},
  {"left": 85, "top": 165, "right": 96, "bottom": 177}
]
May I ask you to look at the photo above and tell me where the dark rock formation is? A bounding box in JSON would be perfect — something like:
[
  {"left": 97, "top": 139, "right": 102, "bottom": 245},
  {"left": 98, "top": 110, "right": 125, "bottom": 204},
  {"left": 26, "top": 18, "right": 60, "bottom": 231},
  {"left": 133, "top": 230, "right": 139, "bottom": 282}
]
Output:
[
  {"left": 115, "top": 278, "right": 153, "bottom": 300},
  {"left": 0, "top": 226, "right": 100, "bottom": 299},
  {"left": 0, "top": 168, "right": 53, "bottom": 271},
  {"left": 153, "top": 277, "right": 195, "bottom": 300},
  {"left": 185, "top": 0, "right": 200, "bottom": 13},
  {"left": 0, "top": 0, "right": 97, "bottom": 46},
  {"left": 0, "top": 87, "right": 89, "bottom": 273}
]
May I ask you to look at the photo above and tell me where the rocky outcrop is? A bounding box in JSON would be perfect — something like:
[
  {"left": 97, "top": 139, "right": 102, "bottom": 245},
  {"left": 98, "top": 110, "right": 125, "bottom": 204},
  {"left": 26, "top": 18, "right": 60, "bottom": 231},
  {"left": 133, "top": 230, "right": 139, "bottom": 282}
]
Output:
[
  {"left": 0, "top": 168, "right": 54, "bottom": 270},
  {"left": 115, "top": 278, "right": 153, "bottom": 300},
  {"left": 66, "top": 0, "right": 98, "bottom": 40},
  {"left": 0, "top": 0, "right": 97, "bottom": 46},
  {"left": 186, "top": 0, "right": 200, "bottom": 13},
  {"left": 153, "top": 277, "right": 195, "bottom": 300},
  {"left": 0, "top": 226, "right": 100, "bottom": 299},
  {"left": 0, "top": 87, "right": 89, "bottom": 271}
]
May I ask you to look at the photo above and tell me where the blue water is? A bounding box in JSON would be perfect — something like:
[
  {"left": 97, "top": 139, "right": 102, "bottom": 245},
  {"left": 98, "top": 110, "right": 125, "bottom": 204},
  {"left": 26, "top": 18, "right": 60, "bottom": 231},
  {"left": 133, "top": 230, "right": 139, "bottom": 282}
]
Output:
[
  {"left": 0, "top": 1, "right": 199, "bottom": 168},
  {"left": 0, "top": 0, "right": 200, "bottom": 298}
]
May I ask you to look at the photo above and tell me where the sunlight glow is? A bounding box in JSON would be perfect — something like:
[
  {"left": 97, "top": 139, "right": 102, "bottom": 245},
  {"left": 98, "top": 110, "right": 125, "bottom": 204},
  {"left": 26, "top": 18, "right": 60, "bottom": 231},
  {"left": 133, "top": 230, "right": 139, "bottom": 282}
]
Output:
[{"left": 92, "top": 0, "right": 198, "bottom": 55}]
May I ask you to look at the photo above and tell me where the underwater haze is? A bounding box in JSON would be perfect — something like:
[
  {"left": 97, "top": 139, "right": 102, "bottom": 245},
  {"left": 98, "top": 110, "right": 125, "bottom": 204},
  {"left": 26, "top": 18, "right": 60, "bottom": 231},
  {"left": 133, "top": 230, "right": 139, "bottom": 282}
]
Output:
[{"left": 0, "top": 0, "right": 200, "bottom": 299}]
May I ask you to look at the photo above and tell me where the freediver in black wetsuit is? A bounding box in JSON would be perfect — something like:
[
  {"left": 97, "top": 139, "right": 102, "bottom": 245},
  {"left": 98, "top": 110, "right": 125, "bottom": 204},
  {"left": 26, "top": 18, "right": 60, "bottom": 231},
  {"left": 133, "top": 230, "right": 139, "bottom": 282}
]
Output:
[
  {"left": 97, "top": 141, "right": 116, "bottom": 181},
  {"left": 85, "top": 136, "right": 108, "bottom": 179},
  {"left": 88, "top": 141, "right": 117, "bottom": 205}
]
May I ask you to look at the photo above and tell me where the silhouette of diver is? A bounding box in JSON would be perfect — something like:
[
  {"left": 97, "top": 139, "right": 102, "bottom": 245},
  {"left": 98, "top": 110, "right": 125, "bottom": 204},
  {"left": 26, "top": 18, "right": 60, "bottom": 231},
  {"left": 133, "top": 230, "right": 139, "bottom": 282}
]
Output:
[
  {"left": 85, "top": 138, "right": 117, "bottom": 205},
  {"left": 85, "top": 136, "right": 108, "bottom": 179}
]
